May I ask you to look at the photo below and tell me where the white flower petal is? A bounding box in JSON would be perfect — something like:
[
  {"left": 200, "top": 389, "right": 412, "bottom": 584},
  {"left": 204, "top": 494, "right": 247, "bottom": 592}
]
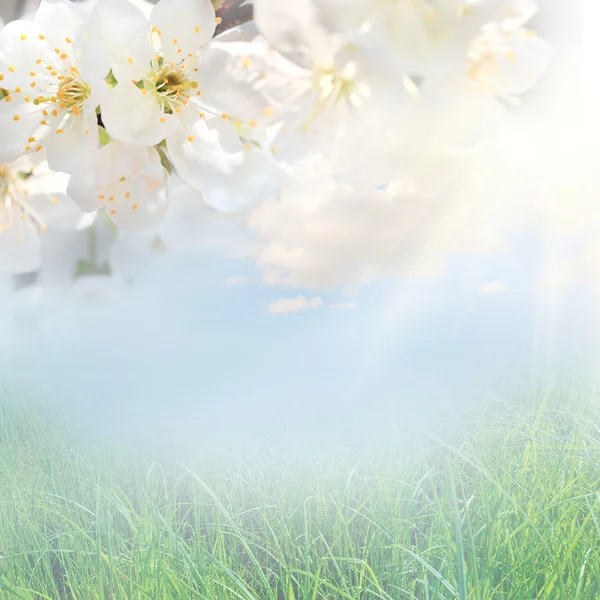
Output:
[
  {"left": 66, "top": 164, "right": 102, "bottom": 213},
  {"left": 310, "top": 0, "right": 373, "bottom": 33},
  {"left": 151, "top": 0, "right": 216, "bottom": 60},
  {"left": 68, "top": 141, "right": 170, "bottom": 230},
  {"left": 100, "top": 80, "right": 174, "bottom": 146},
  {"left": 253, "top": 0, "right": 338, "bottom": 67},
  {"left": 107, "top": 172, "right": 169, "bottom": 230},
  {"left": 89, "top": 0, "right": 154, "bottom": 74},
  {"left": 0, "top": 110, "right": 43, "bottom": 163},
  {"left": 25, "top": 192, "right": 95, "bottom": 231},
  {"left": 199, "top": 43, "right": 272, "bottom": 121},
  {"left": 171, "top": 115, "right": 245, "bottom": 174},
  {"left": 168, "top": 117, "right": 277, "bottom": 211},
  {"left": 0, "top": 19, "right": 51, "bottom": 71},
  {"left": 44, "top": 110, "right": 99, "bottom": 173},
  {"left": 34, "top": 0, "right": 87, "bottom": 52},
  {"left": 461, "top": 0, "right": 538, "bottom": 30}
]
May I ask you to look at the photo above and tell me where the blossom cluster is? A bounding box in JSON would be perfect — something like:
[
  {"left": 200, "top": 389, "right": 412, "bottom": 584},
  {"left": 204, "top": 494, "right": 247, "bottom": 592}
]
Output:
[{"left": 0, "top": 0, "right": 551, "bottom": 275}]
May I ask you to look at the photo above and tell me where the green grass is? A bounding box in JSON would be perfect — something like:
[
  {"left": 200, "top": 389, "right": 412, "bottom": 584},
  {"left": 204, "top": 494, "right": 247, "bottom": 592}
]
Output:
[{"left": 0, "top": 391, "right": 599, "bottom": 599}]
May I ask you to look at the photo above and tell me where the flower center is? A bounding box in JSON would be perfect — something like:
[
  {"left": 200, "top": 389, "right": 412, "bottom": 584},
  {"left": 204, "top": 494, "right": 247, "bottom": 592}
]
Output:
[
  {"left": 140, "top": 59, "right": 199, "bottom": 115},
  {"left": 0, "top": 166, "right": 41, "bottom": 232},
  {"left": 296, "top": 63, "right": 369, "bottom": 134},
  {"left": 315, "top": 66, "right": 358, "bottom": 106},
  {"left": 0, "top": 167, "right": 21, "bottom": 204},
  {"left": 33, "top": 67, "right": 91, "bottom": 116},
  {"left": 56, "top": 74, "right": 91, "bottom": 115}
]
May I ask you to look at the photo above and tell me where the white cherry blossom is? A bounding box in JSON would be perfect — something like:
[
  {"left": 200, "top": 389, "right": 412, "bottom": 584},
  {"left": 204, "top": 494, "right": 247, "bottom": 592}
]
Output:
[
  {"left": 466, "top": 24, "right": 552, "bottom": 104},
  {"left": 67, "top": 140, "right": 170, "bottom": 231},
  {"left": 0, "top": 0, "right": 104, "bottom": 173},
  {"left": 88, "top": 0, "right": 218, "bottom": 148},
  {"left": 88, "top": 0, "right": 276, "bottom": 211},
  {"left": 167, "top": 36, "right": 281, "bottom": 210},
  {"left": 353, "top": 0, "right": 551, "bottom": 102},
  {"left": 0, "top": 152, "right": 94, "bottom": 274},
  {"left": 248, "top": 0, "right": 414, "bottom": 164}
]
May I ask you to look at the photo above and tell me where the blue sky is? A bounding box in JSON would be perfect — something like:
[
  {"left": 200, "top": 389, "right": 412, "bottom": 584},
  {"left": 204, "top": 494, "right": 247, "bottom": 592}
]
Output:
[{"left": 2, "top": 225, "right": 599, "bottom": 450}]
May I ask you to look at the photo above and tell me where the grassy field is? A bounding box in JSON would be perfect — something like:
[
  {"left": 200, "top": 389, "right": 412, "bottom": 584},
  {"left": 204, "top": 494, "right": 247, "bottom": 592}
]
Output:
[{"left": 0, "top": 391, "right": 599, "bottom": 599}]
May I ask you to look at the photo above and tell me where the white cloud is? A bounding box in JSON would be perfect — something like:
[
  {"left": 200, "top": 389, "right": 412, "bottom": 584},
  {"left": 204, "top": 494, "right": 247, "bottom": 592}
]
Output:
[
  {"left": 248, "top": 168, "right": 485, "bottom": 291},
  {"left": 330, "top": 302, "right": 358, "bottom": 311},
  {"left": 268, "top": 295, "right": 323, "bottom": 315},
  {"left": 479, "top": 281, "right": 507, "bottom": 295},
  {"left": 225, "top": 275, "right": 250, "bottom": 287}
]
